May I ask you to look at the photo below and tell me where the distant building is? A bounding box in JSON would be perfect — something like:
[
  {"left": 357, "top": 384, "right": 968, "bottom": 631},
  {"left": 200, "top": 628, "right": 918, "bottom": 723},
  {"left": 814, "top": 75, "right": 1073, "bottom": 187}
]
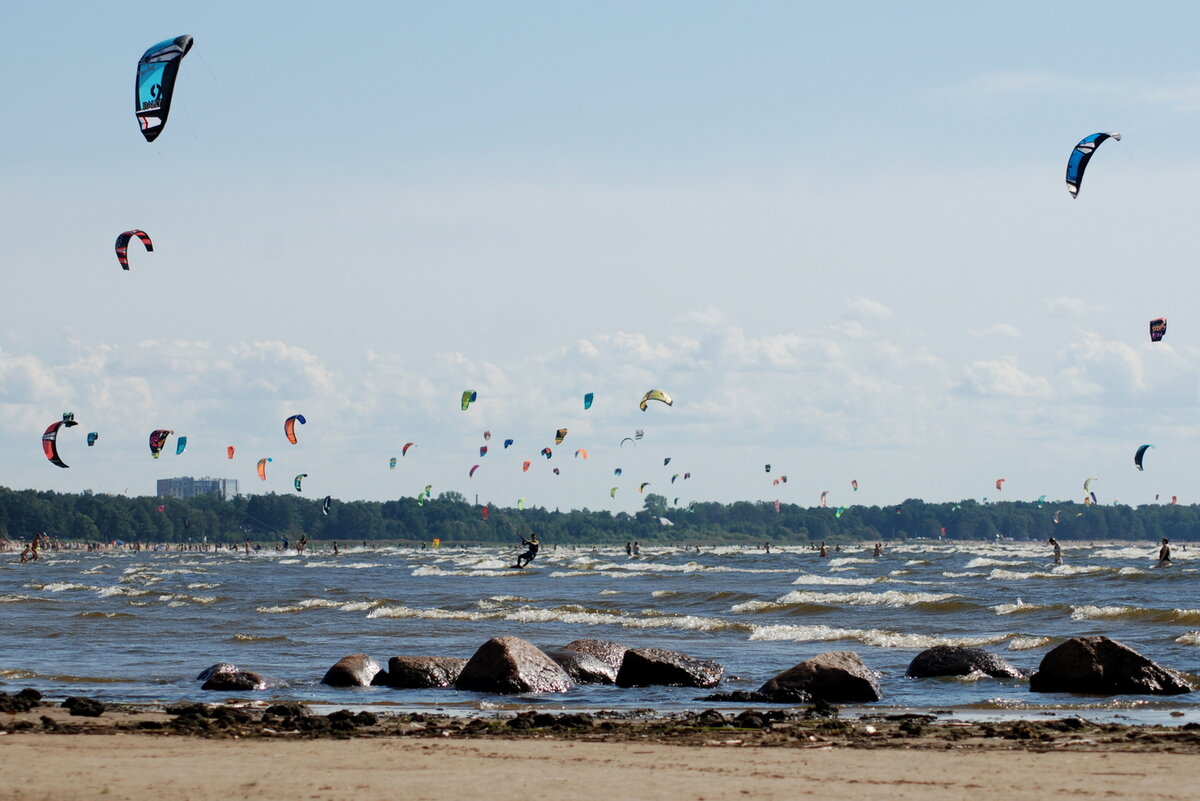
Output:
[{"left": 156, "top": 476, "right": 238, "bottom": 501}]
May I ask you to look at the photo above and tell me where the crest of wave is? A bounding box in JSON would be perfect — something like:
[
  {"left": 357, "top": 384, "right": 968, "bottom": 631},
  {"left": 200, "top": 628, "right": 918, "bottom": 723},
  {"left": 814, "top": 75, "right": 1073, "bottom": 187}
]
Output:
[
  {"left": 992, "top": 599, "right": 1050, "bottom": 615},
  {"left": 304, "top": 562, "right": 382, "bottom": 570},
  {"left": 791, "top": 574, "right": 883, "bottom": 586},
  {"left": 732, "top": 589, "right": 959, "bottom": 613},
  {"left": 827, "top": 557, "right": 876, "bottom": 567},
  {"left": 749, "top": 624, "right": 1010, "bottom": 649},
  {"left": 965, "top": 557, "right": 1026, "bottom": 568},
  {"left": 367, "top": 605, "right": 497, "bottom": 621},
  {"left": 1007, "top": 636, "right": 1052, "bottom": 650}
]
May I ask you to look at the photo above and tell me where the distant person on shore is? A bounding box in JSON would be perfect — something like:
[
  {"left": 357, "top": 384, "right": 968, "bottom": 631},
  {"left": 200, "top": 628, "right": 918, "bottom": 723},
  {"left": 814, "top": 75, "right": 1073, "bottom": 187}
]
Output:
[
  {"left": 1049, "top": 537, "right": 1062, "bottom": 566},
  {"left": 1157, "top": 538, "right": 1172, "bottom": 567},
  {"left": 515, "top": 533, "right": 540, "bottom": 568}
]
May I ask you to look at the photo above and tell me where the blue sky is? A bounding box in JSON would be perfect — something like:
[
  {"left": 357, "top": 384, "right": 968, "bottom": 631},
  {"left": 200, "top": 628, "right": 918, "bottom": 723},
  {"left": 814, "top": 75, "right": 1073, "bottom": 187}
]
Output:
[{"left": 4, "top": 2, "right": 1200, "bottom": 514}]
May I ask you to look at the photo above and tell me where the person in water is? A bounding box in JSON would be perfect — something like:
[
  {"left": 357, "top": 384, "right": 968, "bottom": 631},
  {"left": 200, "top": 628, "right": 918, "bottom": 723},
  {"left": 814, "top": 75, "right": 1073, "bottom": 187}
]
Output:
[
  {"left": 1158, "top": 538, "right": 1172, "bottom": 567},
  {"left": 1049, "top": 537, "right": 1063, "bottom": 565},
  {"left": 515, "top": 533, "right": 540, "bottom": 568}
]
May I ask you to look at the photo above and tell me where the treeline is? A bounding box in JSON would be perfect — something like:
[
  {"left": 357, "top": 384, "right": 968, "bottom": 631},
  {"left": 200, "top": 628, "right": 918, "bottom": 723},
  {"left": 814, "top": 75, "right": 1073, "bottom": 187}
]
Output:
[{"left": 0, "top": 486, "right": 1194, "bottom": 546}]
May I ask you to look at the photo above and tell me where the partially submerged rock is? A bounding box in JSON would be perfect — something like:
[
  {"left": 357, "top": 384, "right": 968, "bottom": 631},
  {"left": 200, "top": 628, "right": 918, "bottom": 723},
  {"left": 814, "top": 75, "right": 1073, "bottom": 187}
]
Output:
[
  {"left": 562, "top": 639, "right": 628, "bottom": 674},
  {"left": 760, "top": 651, "right": 881, "bottom": 703},
  {"left": 615, "top": 647, "right": 723, "bottom": 689},
  {"left": 386, "top": 656, "right": 467, "bottom": 688},
  {"left": 321, "top": 654, "right": 383, "bottom": 687},
  {"left": 546, "top": 648, "right": 618, "bottom": 684},
  {"left": 455, "top": 636, "right": 575, "bottom": 694},
  {"left": 1030, "top": 636, "right": 1193, "bottom": 695},
  {"left": 197, "top": 663, "right": 267, "bottom": 691},
  {"left": 906, "top": 645, "right": 1023, "bottom": 679}
]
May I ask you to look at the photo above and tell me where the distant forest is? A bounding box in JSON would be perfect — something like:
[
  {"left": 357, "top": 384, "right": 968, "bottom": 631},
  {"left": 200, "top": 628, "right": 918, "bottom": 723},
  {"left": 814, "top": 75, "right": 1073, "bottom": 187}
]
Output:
[{"left": 0, "top": 486, "right": 1195, "bottom": 546}]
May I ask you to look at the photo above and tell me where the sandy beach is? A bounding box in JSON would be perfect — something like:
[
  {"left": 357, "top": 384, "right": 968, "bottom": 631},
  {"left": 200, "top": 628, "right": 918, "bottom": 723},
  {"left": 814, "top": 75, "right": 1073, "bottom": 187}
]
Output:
[{"left": 4, "top": 703, "right": 1200, "bottom": 800}]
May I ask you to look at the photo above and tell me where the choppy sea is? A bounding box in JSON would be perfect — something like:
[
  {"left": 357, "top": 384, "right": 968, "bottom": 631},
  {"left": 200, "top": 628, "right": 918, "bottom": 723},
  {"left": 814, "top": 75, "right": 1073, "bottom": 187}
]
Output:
[{"left": 3, "top": 540, "right": 1199, "bottom": 724}]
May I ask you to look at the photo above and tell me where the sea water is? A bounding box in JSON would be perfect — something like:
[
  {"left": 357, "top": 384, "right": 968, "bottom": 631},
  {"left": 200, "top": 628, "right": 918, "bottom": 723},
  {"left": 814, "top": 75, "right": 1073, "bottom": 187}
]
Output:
[{"left": 2, "top": 540, "right": 1198, "bottom": 723}]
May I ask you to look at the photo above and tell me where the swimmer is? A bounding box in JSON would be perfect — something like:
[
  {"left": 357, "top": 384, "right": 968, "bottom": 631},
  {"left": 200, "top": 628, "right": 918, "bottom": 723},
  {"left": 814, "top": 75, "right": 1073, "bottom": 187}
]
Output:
[
  {"left": 1049, "top": 537, "right": 1062, "bottom": 566},
  {"left": 1157, "top": 538, "right": 1172, "bottom": 568}
]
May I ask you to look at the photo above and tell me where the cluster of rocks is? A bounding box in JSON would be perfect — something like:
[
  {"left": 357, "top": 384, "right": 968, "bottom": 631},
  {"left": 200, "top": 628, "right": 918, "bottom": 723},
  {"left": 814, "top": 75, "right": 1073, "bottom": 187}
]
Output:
[{"left": 196, "top": 635, "right": 1193, "bottom": 703}]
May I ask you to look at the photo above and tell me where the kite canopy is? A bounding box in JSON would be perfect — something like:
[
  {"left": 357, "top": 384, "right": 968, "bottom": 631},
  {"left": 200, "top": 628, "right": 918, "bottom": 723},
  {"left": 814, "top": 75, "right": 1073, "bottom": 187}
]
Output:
[
  {"left": 227, "top": 445, "right": 235, "bottom": 459},
  {"left": 115, "top": 230, "right": 153, "bottom": 270},
  {"left": 389, "top": 457, "right": 397, "bottom": 469},
  {"left": 503, "top": 439, "right": 514, "bottom": 449},
  {"left": 541, "top": 448, "right": 552, "bottom": 459},
  {"left": 148, "top": 429, "right": 173, "bottom": 459},
  {"left": 610, "top": 487, "right": 618, "bottom": 498},
  {"left": 136, "top": 35, "right": 193, "bottom": 142},
  {"left": 469, "top": 464, "right": 480, "bottom": 478},
  {"left": 575, "top": 449, "right": 588, "bottom": 459},
  {"left": 639, "top": 482, "right": 651, "bottom": 493},
  {"left": 294, "top": 473, "right": 307, "bottom": 492},
  {"left": 1150, "top": 318, "right": 1167, "bottom": 342},
  {"left": 639, "top": 389, "right": 673, "bottom": 411},
  {"left": 42, "top": 414, "right": 80, "bottom": 468},
  {"left": 257, "top": 457, "right": 272, "bottom": 480},
  {"left": 522, "top": 460, "right": 531, "bottom": 472},
  {"left": 322, "top": 496, "right": 331, "bottom": 515},
  {"left": 851, "top": 479, "right": 858, "bottom": 491},
  {"left": 175, "top": 436, "right": 187, "bottom": 455},
  {"left": 1135, "top": 444, "right": 1154, "bottom": 471},
  {"left": 1065, "top": 132, "right": 1120, "bottom": 198},
  {"left": 461, "top": 390, "right": 477, "bottom": 410},
  {"left": 555, "top": 428, "right": 567, "bottom": 444},
  {"left": 995, "top": 478, "right": 1005, "bottom": 491},
  {"left": 86, "top": 432, "right": 98, "bottom": 447},
  {"left": 284, "top": 414, "right": 306, "bottom": 444},
  {"left": 403, "top": 442, "right": 415, "bottom": 456},
  {"left": 583, "top": 392, "right": 594, "bottom": 410},
  {"left": 480, "top": 446, "right": 488, "bottom": 457}
]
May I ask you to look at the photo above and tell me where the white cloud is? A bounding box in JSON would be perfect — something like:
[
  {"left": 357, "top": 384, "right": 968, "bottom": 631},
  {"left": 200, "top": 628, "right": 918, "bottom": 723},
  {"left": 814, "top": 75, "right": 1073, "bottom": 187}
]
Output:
[
  {"left": 844, "top": 296, "right": 894, "bottom": 321},
  {"left": 964, "top": 358, "right": 1053, "bottom": 398},
  {"left": 971, "top": 323, "right": 1021, "bottom": 339},
  {"left": 1047, "top": 297, "right": 1105, "bottom": 316}
]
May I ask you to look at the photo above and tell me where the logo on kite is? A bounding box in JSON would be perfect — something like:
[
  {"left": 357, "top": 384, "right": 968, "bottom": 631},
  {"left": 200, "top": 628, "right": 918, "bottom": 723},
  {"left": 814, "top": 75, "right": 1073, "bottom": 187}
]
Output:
[
  {"left": 461, "top": 390, "right": 477, "bottom": 410},
  {"left": 639, "top": 390, "right": 672, "bottom": 411},
  {"left": 284, "top": 414, "right": 306, "bottom": 444},
  {"left": 583, "top": 392, "right": 594, "bottom": 410},
  {"left": 1065, "top": 132, "right": 1120, "bottom": 198},
  {"left": 42, "top": 413, "right": 79, "bottom": 468},
  {"left": 1150, "top": 318, "right": 1167, "bottom": 342},
  {"left": 136, "top": 36, "right": 193, "bottom": 142},
  {"left": 148, "top": 429, "right": 173, "bottom": 459},
  {"left": 115, "top": 230, "right": 153, "bottom": 270}
]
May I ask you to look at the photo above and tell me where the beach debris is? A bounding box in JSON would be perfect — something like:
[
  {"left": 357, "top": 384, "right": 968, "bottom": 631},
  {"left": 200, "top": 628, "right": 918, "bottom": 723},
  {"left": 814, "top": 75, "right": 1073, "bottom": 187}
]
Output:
[
  {"left": 759, "top": 651, "right": 882, "bottom": 703},
  {"left": 455, "top": 636, "right": 575, "bottom": 695},
  {"left": 905, "top": 645, "right": 1024, "bottom": 679},
  {"left": 1029, "top": 636, "right": 1194, "bottom": 696},
  {"left": 321, "top": 653, "right": 385, "bottom": 688},
  {"left": 615, "top": 647, "right": 724, "bottom": 689},
  {"left": 385, "top": 656, "right": 467, "bottom": 689},
  {"left": 0, "top": 689, "right": 42, "bottom": 714}
]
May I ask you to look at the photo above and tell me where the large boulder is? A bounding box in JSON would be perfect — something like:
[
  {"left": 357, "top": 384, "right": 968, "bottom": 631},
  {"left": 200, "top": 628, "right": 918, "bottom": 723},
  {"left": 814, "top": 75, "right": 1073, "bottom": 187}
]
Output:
[
  {"left": 1030, "top": 636, "right": 1193, "bottom": 695},
  {"left": 562, "top": 639, "right": 628, "bottom": 674},
  {"left": 906, "top": 645, "right": 1023, "bottom": 679},
  {"left": 322, "top": 654, "right": 383, "bottom": 687},
  {"left": 386, "top": 656, "right": 467, "bottom": 688},
  {"left": 546, "top": 649, "right": 618, "bottom": 684},
  {"left": 455, "top": 636, "right": 575, "bottom": 694},
  {"left": 760, "top": 651, "right": 881, "bottom": 702},
  {"left": 197, "top": 663, "right": 267, "bottom": 692},
  {"left": 615, "top": 648, "right": 724, "bottom": 689}
]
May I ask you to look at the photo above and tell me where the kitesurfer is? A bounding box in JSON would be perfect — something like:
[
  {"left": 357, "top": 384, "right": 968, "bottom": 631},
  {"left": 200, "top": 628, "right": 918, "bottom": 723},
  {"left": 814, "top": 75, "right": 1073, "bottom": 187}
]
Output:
[
  {"left": 515, "top": 534, "right": 540, "bottom": 568},
  {"left": 1049, "top": 537, "right": 1062, "bottom": 565},
  {"left": 1157, "top": 538, "right": 1172, "bottom": 567}
]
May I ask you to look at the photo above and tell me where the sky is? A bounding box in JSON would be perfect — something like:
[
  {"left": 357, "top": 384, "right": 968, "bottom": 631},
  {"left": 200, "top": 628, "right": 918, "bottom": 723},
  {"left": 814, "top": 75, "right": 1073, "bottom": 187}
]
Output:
[{"left": 4, "top": 1, "right": 1200, "bottom": 514}]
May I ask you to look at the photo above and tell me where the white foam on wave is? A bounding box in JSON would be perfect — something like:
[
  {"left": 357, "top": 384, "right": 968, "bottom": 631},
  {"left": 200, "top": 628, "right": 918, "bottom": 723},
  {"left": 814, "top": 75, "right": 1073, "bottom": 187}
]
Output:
[
  {"left": 827, "top": 557, "right": 875, "bottom": 567},
  {"left": 1117, "top": 567, "right": 1146, "bottom": 576},
  {"left": 966, "top": 557, "right": 1026, "bottom": 568},
  {"left": 187, "top": 582, "right": 220, "bottom": 589},
  {"left": 992, "top": 600, "right": 1048, "bottom": 615},
  {"left": 740, "top": 589, "right": 961, "bottom": 612},
  {"left": 749, "top": 624, "right": 1009, "bottom": 649},
  {"left": 0, "top": 594, "right": 31, "bottom": 603},
  {"left": 791, "top": 574, "right": 882, "bottom": 586},
  {"left": 1007, "top": 636, "right": 1052, "bottom": 651},
  {"left": 599, "top": 589, "right": 622, "bottom": 596},
  {"left": 97, "top": 585, "right": 150, "bottom": 598},
  {"left": 304, "top": 562, "right": 382, "bottom": 570},
  {"left": 904, "top": 559, "right": 931, "bottom": 566},
  {"left": 37, "top": 582, "right": 92, "bottom": 592},
  {"left": 1176, "top": 632, "right": 1200, "bottom": 646},
  {"left": 157, "top": 594, "right": 219, "bottom": 605},
  {"left": 942, "top": 571, "right": 984, "bottom": 578},
  {"left": 549, "top": 570, "right": 647, "bottom": 579},
  {"left": 367, "top": 605, "right": 497, "bottom": 621}
]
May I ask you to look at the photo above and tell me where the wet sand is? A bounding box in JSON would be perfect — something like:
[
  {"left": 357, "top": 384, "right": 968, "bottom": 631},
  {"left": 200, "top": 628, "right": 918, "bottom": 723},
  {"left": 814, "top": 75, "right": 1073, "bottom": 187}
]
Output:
[{"left": 3, "top": 703, "right": 1200, "bottom": 800}]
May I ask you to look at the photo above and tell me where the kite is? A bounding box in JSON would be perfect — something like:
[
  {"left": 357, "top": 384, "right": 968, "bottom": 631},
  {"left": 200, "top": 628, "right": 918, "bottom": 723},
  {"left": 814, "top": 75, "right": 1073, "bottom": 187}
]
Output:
[
  {"left": 575, "top": 448, "right": 588, "bottom": 459},
  {"left": 522, "top": 460, "right": 531, "bottom": 472},
  {"left": 322, "top": 496, "right": 331, "bottom": 515},
  {"left": 1053, "top": 511, "right": 1061, "bottom": 524},
  {"left": 1083, "top": 477, "right": 1097, "bottom": 493},
  {"left": 294, "top": 474, "right": 307, "bottom": 492},
  {"left": 765, "top": 464, "right": 771, "bottom": 473},
  {"left": 639, "top": 482, "right": 651, "bottom": 493},
  {"left": 115, "top": 230, "right": 153, "bottom": 270},
  {"left": 517, "top": 498, "right": 525, "bottom": 510},
  {"left": 995, "top": 478, "right": 1005, "bottom": 491},
  {"left": 639, "top": 389, "right": 672, "bottom": 411},
  {"left": 284, "top": 414, "right": 306, "bottom": 444},
  {"left": 469, "top": 464, "right": 480, "bottom": 478},
  {"left": 610, "top": 487, "right": 618, "bottom": 498},
  {"left": 148, "top": 429, "right": 173, "bottom": 459},
  {"left": 820, "top": 490, "right": 829, "bottom": 507},
  {"left": 403, "top": 442, "right": 415, "bottom": 456},
  {"left": 1037, "top": 494, "right": 1046, "bottom": 507},
  {"left": 663, "top": 457, "right": 671, "bottom": 466},
  {"left": 555, "top": 428, "right": 567, "bottom": 444},
  {"left": 851, "top": 479, "right": 858, "bottom": 491},
  {"left": 481, "top": 506, "right": 489, "bottom": 520},
  {"left": 257, "top": 457, "right": 272, "bottom": 480},
  {"left": 835, "top": 506, "right": 846, "bottom": 518},
  {"left": 620, "top": 437, "right": 634, "bottom": 447},
  {"left": 541, "top": 448, "right": 552, "bottom": 459},
  {"left": 136, "top": 35, "right": 193, "bottom": 142},
  {"left": 461, "top": 390, "right": 477, "bottom": 410},
  {"left": 503, "top": 439, "right": 514, "bottom": 449},
  {"left": 614, "top": 468, "right": 622, "bottom": 476},
  {"left": 86, "top": 432, "right": 98, "bottom": 447},
  {"left": 175, "top": 436, "right": 187, "bottom": 455},
  {"left": 635, "top": 430, "right": 644, "bottom": 440},
  {"left": 671, "top": 474, "right": 679, "bottom": 484},
  {"left": 1135, "top": 444, "right": 1154, "bottom": 471},
  {"left": 480, "top": 446, "right": 488, "bottom": 457},
  {"left": 483, "top": 430, "right": 491, "bottom": 441},
  {"left": 683, "top": 472, "right": 691, "bottom": 480},
  {"left": 226, "top": 445, "right": 235, "bottom": 459},
  {"left": 389, "top": 457, "right": 397, "bottom": 469},
  {"left": 583, "top": 392, "right": 594, "bottom": 409},
  {"left": 553, "top": 468, "right": 560, "bottom": 475},
  {"left": 1150, "top": 318, "right": 1167, "bottom": 342},
  {"left": 41, "top": 413, "right": 79, "bottom": 468},
  {"left": 1065, "top": 132, "right": 1121, "bottom": 198}
]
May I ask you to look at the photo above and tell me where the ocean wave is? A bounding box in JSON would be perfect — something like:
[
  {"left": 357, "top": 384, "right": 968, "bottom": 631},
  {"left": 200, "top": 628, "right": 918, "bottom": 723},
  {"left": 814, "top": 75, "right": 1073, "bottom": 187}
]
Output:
[
  {"left": 599, "top": 589, "right": 622, "bottom": 595},
  {"left": 35, "top": 582, "right": 92, "bottom": 592},
  {"left": 186, "top": 582, "right": 220, "bottom": 589},
  {"left": 735, "top": 589, "right": 963, "bottom": 613},
  {"left": 229, "top": 633, "right": 291, "bottom": 642},
  {"left": 942, "top": 571, "right": 984, "bottom": 578},
  {"left": 97, "top": 585, "right": 151, "bottom": 598},
  {"left": 304, "top": 561, "right": 383, "bottom": 570},
  {"left": 157, "top": 594, "right": 220, "bottom": 606},
  {"left": 827, "top": 557, "right": 876, "bottom": 567},
  {"left": 1176, "top": 632, "right": 1200, "bottom": 646},
  {"left": 992, "top": 600, "right": 1051, "bottom": 615},
  {"left": 904, "top": 559, "right": 931, "bottom": 566},
  {"left": 791, "top": 574, "right": 883, "bottom": 586},
  {"left": 0, "top": 594, "right": 32, "bottom": 603},
  {"left": 748, "top": 624, "right": 1010, "bottom": 649},
  {"left": 72, "top": 611, "right": 137, "bottom": 619},
  {"left": 1007, "top": 636, "right": 1052, "bottom": 651},
  {"left": 988, "top": 565, "right": 1107, "bottom": 581},
  {"left": 1070, "top": 605, "right": 1200, "bottom": 625},
  {"left": 367, "top": 605, "right": 496, "bottom": 621},
  {"left": 965, "top": 557, "right": 1026, "bottom": 568}
]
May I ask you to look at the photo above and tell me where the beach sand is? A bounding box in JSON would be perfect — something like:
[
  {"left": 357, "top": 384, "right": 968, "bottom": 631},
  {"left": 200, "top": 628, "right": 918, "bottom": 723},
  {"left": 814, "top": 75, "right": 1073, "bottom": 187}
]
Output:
[{"left": 3, "top": 733, "right": 1200, "bottom": 801}]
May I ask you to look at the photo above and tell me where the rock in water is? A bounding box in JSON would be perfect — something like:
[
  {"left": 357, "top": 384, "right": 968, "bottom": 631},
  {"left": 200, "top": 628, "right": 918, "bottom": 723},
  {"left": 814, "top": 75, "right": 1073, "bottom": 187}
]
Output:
[
  {"left": 197, "top": 663, "right": 267, "bottom": 691},
  {"left": 546, "top": 649, "right": 618, "bottom": 684},
  {"left": 906, "top": 645, "right": 1023, "bottom": 679},
  {"left": 455, "top": 637, "right": 575, "bottom": 694},
  {"left": 760, "top": 651, "right": 881, "bottom": 702},
  {"left": 321, "top": 654, "right": 383, "bottom": 687},
  {"left": 1029, "top": 636, "right": 1193, "bottom": 695},
  {"left": 386, "top": 657, "right": 468, "bottom": 688},
  {"left": 615, "top": 647, "right": 724, "bottom": 688},
  {"left": 562, "top": 639, "right": 628, "bottom": 674}
]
